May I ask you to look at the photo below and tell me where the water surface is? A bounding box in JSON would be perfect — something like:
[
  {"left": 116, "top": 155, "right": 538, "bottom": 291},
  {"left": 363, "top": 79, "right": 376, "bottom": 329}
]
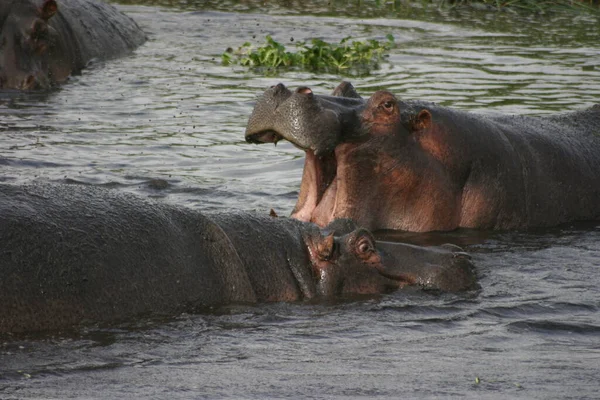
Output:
[{"left": 1, "top": 1, "right": 599, "bottom": 398}]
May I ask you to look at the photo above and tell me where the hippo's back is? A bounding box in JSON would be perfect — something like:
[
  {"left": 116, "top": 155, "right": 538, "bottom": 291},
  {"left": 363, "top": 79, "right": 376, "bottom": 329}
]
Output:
[
  {"left": 53, "top": 0, "right": 146, "bottom": 63},
  {"left": 0, "top": 183, "right": 250, "bottom": 333}
]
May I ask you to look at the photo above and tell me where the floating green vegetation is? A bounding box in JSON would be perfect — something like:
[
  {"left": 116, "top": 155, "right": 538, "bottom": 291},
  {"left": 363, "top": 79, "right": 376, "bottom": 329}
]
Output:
[
  {"left": 222, "top": 35, "right": 394, "bottom": 75},
  {"left": 441, "top": 0, "right": 599, "bottom": 12}
]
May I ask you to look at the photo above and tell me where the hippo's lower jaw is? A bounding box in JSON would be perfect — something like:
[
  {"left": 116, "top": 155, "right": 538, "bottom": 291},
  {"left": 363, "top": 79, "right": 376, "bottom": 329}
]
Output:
[{"left": 246, "top": 126, "right": 342, "bottom": 227}]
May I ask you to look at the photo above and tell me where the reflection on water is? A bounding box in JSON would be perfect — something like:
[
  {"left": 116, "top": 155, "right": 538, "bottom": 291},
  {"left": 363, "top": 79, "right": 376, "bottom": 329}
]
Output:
[{"left": 1, "top": 1, "right": 599, "bottom": 398}]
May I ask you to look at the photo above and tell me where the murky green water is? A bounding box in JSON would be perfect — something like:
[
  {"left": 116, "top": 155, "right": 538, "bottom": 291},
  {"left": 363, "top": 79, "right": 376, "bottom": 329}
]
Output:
[{"left": 1, "top": 1, "right": 599, "bottom": 398}]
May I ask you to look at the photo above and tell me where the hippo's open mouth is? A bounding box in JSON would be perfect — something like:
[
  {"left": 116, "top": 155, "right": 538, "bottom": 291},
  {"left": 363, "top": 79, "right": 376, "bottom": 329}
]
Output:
[
  {"left": 245, "top": 83, "right": 367, "bottom": 227},
  {"left": 246, "top": 130, "right": 341, "bottom": 226},
  {"left": 291, "top": 149, "right": 339, "bottom": 225}
]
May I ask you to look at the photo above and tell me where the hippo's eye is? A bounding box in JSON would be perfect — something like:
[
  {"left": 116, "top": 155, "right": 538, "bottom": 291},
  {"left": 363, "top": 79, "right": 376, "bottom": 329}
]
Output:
[
  {"left": 356, "top": 237, "right": 374, "bottom": 255},
  {"left": 380, "top": 100, "right": 395, "bottom": 113}
]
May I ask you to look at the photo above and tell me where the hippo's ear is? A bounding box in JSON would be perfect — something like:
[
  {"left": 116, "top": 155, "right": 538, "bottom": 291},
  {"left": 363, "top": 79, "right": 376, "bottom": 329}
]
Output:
[
  {"left": 413, "top": 109, "right": 432, "bottom": 131},
  {"left": 308, "top": 231, "right": 336, "bottom": 258},
  {"left": 305, "top": 232, "right": 337, "bottom": 280},
  {"left": 30, "top": 19, "right": 47, "bottom": 39},
  {"left": 40, "top": 0, "right": 58, "bottom": 20},
  {"left": 314, "top": 232, "right": 335, "bottom": 261}
]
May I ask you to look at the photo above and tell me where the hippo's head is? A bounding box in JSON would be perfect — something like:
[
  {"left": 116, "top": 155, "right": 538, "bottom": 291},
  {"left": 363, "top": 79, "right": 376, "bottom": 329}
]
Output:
[
  {"left": 246, "top": 82, "right": 449, "bottom": 232},
  {"left": 0, "top": 0, "right": 60, "bottom": 90},
  {"left": 303, "top": 222, "right": 477, "bottom": 294}
]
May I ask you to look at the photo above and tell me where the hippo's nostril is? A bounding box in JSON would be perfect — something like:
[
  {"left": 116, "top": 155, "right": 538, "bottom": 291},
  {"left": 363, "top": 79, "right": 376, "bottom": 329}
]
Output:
[
  {"left": 296, "top": 87, "right": 313, "bottom": 95},
  {"left": 272, "top": 83, "right": 286, "bottom": 93}
]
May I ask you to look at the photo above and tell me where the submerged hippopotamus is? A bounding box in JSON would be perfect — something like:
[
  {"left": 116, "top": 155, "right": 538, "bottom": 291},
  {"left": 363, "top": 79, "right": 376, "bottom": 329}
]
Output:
[
  {"left": 0, "top": 183, "right": 476, "bottom": 333},
  {"left": 246, "top": 82, "right": 600, "bottom": 232},
  {"left": 0, "top": 0, "right": 145, "bottom": 90}
]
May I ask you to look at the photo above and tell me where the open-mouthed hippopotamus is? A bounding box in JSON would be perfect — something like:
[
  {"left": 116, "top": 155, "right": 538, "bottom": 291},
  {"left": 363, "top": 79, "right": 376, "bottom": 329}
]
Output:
[
  {"left": 0, "top": 182, "right": 476, "bottom": 333},
  {"left": 0, "top": 0, "right": 145, "bottom": 90},
  {"left": 246, "top": 82, "right": 600, "bottom": 232}
]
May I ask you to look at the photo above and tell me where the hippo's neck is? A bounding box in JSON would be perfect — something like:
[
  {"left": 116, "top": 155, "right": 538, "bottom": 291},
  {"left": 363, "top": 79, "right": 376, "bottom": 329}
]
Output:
[{"left": 209, "top": 213, "right": 318, "bottom": 302}]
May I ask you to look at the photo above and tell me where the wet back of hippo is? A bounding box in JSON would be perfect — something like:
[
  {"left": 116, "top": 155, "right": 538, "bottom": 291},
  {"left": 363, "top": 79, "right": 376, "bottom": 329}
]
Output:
[
  {"left": 0, "top": 183, "right": 254, "bottom": 333},
  {"left": 53, "top": 0, "right": 145, "bottom": 62}
]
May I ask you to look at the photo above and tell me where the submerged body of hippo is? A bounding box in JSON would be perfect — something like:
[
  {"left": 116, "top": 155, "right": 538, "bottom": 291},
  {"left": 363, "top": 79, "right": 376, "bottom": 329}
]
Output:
[
  {"left": 0, "top": 183, "right": 476, "bottom": 333},
  {"left": 0, "top": 0, "right": 145, "bottom": 90},
  {"left": 246, "top": 82, "right": 600, "bottom": 232}
]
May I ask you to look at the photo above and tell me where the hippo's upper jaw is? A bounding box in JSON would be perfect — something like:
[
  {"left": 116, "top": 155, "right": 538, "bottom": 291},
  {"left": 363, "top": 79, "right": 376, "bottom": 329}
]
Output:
[
  {"left": 245, "top": 83, "right": 343, "bottom": 155},
  {"left": 245, "top": 83, "right": 365, "bottom": 155}
]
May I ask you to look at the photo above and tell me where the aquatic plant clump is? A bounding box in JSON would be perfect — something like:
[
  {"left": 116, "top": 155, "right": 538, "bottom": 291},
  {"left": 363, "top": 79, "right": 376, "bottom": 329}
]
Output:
[
  {"left": 222, "top": 35, "right": 394, "bottom": 75},
  {"left": 443, "top": 0, "right": 599, "bottom": 12}
]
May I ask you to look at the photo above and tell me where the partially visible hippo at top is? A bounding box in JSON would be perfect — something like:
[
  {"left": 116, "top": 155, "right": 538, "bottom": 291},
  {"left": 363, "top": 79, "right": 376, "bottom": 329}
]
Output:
[
  {"left": 246, "top": 82, "right": 600, "bottom": 232},
  {"left": 0, "top": 0, "right": 145, "bottom": 90},
  {"left": 0, "top": 182, "right": 476, "bottom": 334}
]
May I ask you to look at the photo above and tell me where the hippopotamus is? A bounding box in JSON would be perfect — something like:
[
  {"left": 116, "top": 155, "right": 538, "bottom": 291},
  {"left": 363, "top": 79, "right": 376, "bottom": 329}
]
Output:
[
  {"left": 0, "top": 0, "right": 145, "bottom": 90},
  {"left": 246, "top": 82, "right": 600, "bottom": 232},
  {"left": 0, "top": 182, "right": 476, "bottom": 333}
]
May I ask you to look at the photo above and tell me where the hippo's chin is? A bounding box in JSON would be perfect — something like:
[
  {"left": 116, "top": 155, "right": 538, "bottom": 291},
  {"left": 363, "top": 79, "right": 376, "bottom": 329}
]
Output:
[{"left": 291, "top": 149, "right": 339, "bottom": 227}]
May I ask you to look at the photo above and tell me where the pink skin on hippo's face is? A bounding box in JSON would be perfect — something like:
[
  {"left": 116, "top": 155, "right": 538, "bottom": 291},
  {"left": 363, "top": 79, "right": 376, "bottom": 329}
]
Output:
[
  {"left": 246, "top": 82, "right": 465, "bottom": 232},
  {"left": 296, "top": 90, "right": 462, "bottom": 232}
]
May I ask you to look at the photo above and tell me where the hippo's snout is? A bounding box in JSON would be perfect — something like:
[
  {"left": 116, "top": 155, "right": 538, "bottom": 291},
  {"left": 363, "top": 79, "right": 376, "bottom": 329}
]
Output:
[
  {"left": 432, "top": 253, "right": 479, "bottom": 292},
  {"left": 372, "top": 241, "right": 478, "bottom": 292},
  {"left": 246, "top": 84, "right": 344, "bottom": 155},
  {"left": 245, "top": 83, "right": 291, "bottom": 144}
]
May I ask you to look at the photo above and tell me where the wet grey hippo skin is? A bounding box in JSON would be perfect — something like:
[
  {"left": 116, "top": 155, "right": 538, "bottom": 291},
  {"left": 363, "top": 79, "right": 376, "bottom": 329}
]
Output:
[
  {"left": 246, "top": 82, "right": 600, "bottom": 232},
  {"left": 0, "top": 183, "right": 476, "bottom": 333},
  {"left": 0, "top": 0, "right": 145, "bottom": 90}
]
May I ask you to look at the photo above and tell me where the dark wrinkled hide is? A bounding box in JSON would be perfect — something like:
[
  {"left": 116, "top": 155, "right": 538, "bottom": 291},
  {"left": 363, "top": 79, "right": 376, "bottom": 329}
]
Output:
[
  {"left": 0, "top": 183, "right": 257, "bottom": 332},
  {"left": 0, "top": 183, "right": 477, "bottom": 333}
]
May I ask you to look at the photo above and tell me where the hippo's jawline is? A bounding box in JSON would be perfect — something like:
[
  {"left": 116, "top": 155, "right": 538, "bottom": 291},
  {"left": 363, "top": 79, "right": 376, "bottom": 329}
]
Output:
[{"left": 291, "top": 149, "right": 339, "bottom": 225}]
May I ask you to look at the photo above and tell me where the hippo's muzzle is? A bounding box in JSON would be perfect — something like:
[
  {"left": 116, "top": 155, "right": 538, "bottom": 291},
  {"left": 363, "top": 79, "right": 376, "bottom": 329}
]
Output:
[
  {"left": 245, "top": 83, "right": 363, "bottom": 155},
  {"left": 373, "top": 241, "right": 478, "bottom": 292}
]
